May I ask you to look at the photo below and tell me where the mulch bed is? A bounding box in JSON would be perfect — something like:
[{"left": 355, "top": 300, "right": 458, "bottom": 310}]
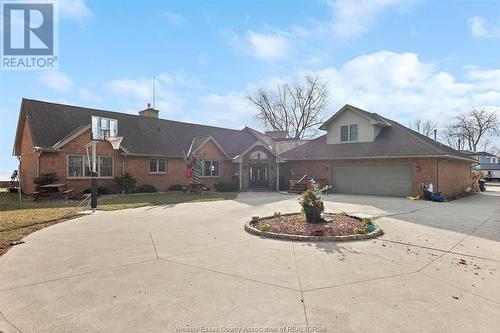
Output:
[{"left": 255, "top": 213, "right": 367, "bottom": 237}]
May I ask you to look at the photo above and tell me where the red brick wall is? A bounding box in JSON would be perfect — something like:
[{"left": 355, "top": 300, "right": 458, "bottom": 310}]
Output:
[
  {"left": 437, "top": 160, "right": 473, "bottom": 197},
  {"left": 39, "top": 128, "right": 122, "bottom": 193},
  {"left": 30, "top": 131, "right": 235, "bottom": 194},
  {"left": 283, "top": 158, "right": 472, "bottom": 197},
  {"left": 280, "top": 160, "right": 332, "bottom": 185},
  {"left": 195, "top": 139, "right": 234, "bottom": 188},
  {"left": 19, "top": 119, "right": 39, "bottom": 194}
]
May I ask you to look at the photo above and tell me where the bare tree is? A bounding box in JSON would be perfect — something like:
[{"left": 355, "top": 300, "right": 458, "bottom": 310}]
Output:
[
  {"left": 410, "top": 119, "right": 439, "bottom": 137},
  {"left": 452, "top": 107, "right": 499, "bottom": 151},
  {"left": 247, "top": 75, "right": 328, "bottom": 138},
  {"left": 440, "top": 124, "right": 467, "bottom": 150}
]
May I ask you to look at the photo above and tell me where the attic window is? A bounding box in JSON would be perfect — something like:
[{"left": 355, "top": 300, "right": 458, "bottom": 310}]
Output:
[
  {"left": 340, "top": 124, "right": 358, "bottom": 142},
  {"left": 250, "top": 151, "right": 268, "bottom": 160}
]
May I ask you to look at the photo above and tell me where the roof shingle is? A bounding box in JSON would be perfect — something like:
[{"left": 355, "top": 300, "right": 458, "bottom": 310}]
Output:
[{"left": 21, "top": 99, "right": 258, "bottom": 158}]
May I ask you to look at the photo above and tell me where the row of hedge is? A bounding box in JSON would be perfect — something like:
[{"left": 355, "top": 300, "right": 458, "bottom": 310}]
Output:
[{"left": 34, "top": 172, "right": 240, "bottom": 195}]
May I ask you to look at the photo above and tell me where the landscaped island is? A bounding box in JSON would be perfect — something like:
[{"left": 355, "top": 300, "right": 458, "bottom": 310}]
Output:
[{"left": 245, "top": 180, "right": 383, "bottom": 241}]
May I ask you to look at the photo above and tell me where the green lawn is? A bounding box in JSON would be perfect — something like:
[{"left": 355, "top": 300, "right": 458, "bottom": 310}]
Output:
[{"left": 0, "top": 191, "right": 237, "bottom": 256}]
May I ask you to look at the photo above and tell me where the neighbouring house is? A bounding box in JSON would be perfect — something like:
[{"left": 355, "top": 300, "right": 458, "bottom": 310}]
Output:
[
  {"left": 463, "top": 151, "right": 500, "bottom": 181},
  {"left": 13, "top": 99, "right": 475, "bottom": 197}
]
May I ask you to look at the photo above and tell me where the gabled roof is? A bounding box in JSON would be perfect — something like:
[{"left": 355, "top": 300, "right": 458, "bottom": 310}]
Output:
[
  {"left": 14, "top": 99, "right": 258, "bottom": 158},
  {"left": 319, "top": 104, "right": 392, "bottom": 130},
  {"left": 233, "top": 139, "right": 284, "bottom": 163},
  {"left": 187, "top": 136, "right": 230, "bottom": 159},
  {"left": 283, "top": 109, "right": 476, "bottom": 162}
]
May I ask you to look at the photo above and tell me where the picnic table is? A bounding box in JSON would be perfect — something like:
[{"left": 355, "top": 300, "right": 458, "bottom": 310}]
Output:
[{"left": 33, "top": 183, "right": 75, "bottom": 200}]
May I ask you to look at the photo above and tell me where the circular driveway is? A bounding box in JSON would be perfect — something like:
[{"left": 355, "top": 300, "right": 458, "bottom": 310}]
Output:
[{"left": 0, "top": 191, "right": 499, "bottom": 333}]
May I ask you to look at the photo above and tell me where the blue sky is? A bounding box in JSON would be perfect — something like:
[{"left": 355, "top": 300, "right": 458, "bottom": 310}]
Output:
[{"left": 1, "top": 0, "right": 500, "bottom": 179}]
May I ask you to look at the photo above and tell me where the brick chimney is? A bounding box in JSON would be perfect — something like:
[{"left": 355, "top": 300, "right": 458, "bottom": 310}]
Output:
[{"left": 139, "top": 103, "right": 159, "bottom": 118}]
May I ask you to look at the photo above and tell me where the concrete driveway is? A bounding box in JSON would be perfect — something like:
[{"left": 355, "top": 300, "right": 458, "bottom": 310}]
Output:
[{"left": 0, "top": 189, "right": 499, "bottom": 333}]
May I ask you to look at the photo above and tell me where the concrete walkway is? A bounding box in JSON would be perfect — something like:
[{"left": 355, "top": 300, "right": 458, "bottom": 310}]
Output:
[{"left": 0, "top": 189, "right": 499, "bottom": 332}]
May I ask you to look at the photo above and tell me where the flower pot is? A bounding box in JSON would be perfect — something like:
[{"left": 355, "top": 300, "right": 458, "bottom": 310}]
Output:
[
  {"left": 304, "top": 206, "right": 314, "bottom": 223},
  {"left": 304, "top": 206, "right": 322, "bottom": 223}
]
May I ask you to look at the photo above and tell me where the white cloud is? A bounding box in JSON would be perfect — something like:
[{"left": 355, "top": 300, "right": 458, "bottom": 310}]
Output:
[
  {"left": 221, "top": 30, "right": 290, "bottom": 61},
  {"left": 468, "top": 16, "right": 500, "bottom": 38},
  {"left": 308, "top": 51, "right": 500, "bottom": 124},
  {"left": 164, "top": 11, "right": 185, "bottom": 25},
  {"left": 59, "top": 0, "right": 92, "bottom": 21},
  {"left": 36, "top": 71, "right": 73, "bottom": 92},
  {"left": 221, "top": 1, "right": 416, "bottom": 63},
  {"left": 192, "top": 92, "right": 257, "bottom": 128},
  {"left": 327, "top": 0, "right": 413, "bottom": 40},
  {"left": 79, "top": 88, "right": 102, "bottom": 102},
  {"left": 246, "top": 31, "right": 289, "bottom": 61},
  {"left": 102, "top": 73, "right": 200, "bottom": 117}
]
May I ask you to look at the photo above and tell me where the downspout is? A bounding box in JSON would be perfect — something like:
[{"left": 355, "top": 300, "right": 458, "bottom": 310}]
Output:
[
  {"left": 121, "top": 154, "right": 126, "bottom": 176},
  {"left": 17, "top": 156, "right": 22, "bottom": 209},
  {"left": 36, "top": 151, "right": 41, "bottom": 177},
  {"left": 121, "top": 154, "right": 127, "bottom": 194}
]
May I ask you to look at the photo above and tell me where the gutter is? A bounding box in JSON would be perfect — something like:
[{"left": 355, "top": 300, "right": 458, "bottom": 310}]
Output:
[
  {"left": 121, "top": 152, "right": 185, "bottom": 159},
  {"left": 282, "top": 154, "right": 477, "bottom": 163}
]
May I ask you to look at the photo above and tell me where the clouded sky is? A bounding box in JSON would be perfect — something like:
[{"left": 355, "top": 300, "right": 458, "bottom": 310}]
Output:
[{"left": 1, "top": 0, "right": 500, "bottom": 179}]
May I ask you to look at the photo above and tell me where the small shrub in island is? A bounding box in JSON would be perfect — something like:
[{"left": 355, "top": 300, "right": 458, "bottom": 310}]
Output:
[{"left": 299, "top": 180, "right": 331, "bottom": 223}]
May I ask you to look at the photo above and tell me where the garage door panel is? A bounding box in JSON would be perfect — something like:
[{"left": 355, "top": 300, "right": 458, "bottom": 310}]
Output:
[{"left": 333, "top": 164, "right": 412, "bottom": 197}]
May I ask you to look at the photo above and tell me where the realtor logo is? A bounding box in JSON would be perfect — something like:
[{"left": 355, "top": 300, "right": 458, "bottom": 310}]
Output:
[{"left": 2, "top": 1, "right": 59, "bottom": 70}]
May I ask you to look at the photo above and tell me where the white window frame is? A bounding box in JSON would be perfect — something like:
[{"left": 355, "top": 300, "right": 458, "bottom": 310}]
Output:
[
  {"left": 149, "top": 158, "right": 167, "bottom": 174},
  {"left": 340, "top": 124, "right": 358, "bottom": 142},
  {"left": 67, "top": 155, "right": 114, "bottom": 178},
  {"left": 201, "top": 160, "right": 220, "bottom": 177}
]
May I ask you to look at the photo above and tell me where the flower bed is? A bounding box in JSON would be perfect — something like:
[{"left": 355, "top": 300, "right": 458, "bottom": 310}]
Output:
[{"left": 245, "top": 213, "right": 383, "bottom": 241}]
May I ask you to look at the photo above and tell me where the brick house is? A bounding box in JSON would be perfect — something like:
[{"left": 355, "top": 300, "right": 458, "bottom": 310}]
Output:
[{"left": 13, "top": 99, "right": 475, "bottom": 197}]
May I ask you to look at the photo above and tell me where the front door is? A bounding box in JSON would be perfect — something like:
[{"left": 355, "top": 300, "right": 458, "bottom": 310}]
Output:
[{"left": 249, "top": 164, "right": 268, "bottom": 189}]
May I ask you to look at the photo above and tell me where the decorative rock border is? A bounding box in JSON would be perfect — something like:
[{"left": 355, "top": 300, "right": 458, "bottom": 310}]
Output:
[{"left": 244, "top": 213, "right": 383, "bottom": 242}]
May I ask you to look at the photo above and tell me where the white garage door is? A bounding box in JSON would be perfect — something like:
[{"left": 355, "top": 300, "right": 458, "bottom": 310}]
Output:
[{"left": 333, "top": 164, "right": 412, "bottom": 197}]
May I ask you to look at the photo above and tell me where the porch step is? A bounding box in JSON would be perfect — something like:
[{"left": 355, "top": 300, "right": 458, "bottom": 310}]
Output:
[{"left": 289, "top": 183, "right": 307, "bottom": 194}]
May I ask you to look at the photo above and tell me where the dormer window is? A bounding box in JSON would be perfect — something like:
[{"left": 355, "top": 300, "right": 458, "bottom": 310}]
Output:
[{"left": 340, "top": 124, "right": 358, "bottom": 142}]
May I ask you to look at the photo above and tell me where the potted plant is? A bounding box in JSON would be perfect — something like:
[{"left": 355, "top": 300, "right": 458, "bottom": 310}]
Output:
[
  {"left": 299, "top": 179, "right": 331, "bottom": 223},
  {"left": 363, "top": 218, "right": 376, "bottom": 232}
]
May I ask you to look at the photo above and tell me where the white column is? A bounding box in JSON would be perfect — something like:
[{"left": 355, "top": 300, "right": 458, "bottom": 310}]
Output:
[
  {"left": 239, "top": 162, "right": 242, "bottom": 191},
  {"left": 276, "top": 161, "right": 280, "bottom": 192}
]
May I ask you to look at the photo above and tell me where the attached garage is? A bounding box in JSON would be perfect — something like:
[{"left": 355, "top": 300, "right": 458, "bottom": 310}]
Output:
[{"left": 333, "top": 164, "right": 413, "bottom": 197}]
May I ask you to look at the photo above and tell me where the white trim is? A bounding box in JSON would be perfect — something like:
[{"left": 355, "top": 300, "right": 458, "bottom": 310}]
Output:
[
  {"left": 320, "top": 104, "right": 391, "bottom": 130},
  {"left": 190, "top": 136, "right": 230, "bottom": 159},
  {"left": 232, "top": 141, "right": 284, "bottom": 163},
  {"left": 149, "top": 158, "right": 167, "bottom": 174},
  {"left": 52, "top": 125, "right": 91, "bottom": 149},
  {"left": 200, "top": 160, "right": 221, "bottom": 177}
]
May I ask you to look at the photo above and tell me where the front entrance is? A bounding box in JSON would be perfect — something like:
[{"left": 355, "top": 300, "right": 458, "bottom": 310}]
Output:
[{"left": 249, "top": 164, "right": 268, "bottom": 189}]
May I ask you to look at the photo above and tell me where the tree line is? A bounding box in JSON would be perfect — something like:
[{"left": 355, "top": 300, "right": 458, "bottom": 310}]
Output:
[{"left": 247, "top": 75, "right": 499, "bottom": 154}]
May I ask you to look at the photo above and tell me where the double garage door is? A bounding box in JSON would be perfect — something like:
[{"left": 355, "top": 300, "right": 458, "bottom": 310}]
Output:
[{"left": 333, "top": 164, "right": 412, "bottom": 197}]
